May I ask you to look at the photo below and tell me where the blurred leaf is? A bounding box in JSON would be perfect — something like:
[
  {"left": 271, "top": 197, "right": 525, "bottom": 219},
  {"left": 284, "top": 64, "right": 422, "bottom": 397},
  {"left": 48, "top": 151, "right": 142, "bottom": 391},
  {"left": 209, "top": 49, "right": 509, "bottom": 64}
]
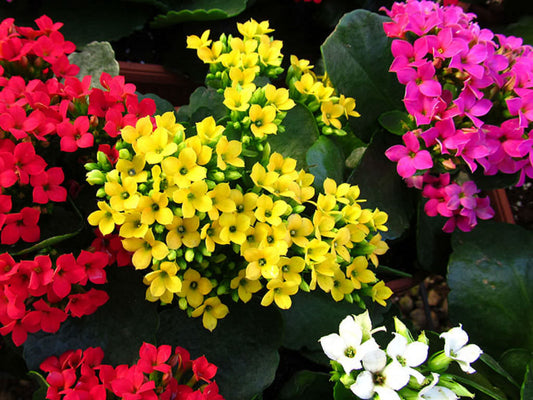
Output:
[
  {"left": 69, "top": 41, "right": 119, "bottom": 89},
  {"left": 268, "top": 104, "right": 319, "bottom": 169},
  {"left": 504, "top": 16, "right": 533, "bottom": 46},
  {"left": 306, "top": 136, "right": 345, "bottom": 190},
  {"left": 278, "top": 370, "right": 332, "bottom": 400},
  {"left": 471, "top": 169, "right": 520, "bottom": 191},
  {"left": 500, "top": 348, "right": 533, "bottom": 386},
  {"left": 523, "top": 361, "right": 533, "bottom": 400},
  {"left": 378, "top": 110, "right": 413, "bottom": 136},
  {"left": 447, "top": 222, "right": 533, "bottom": 358},
  {"left": 23, "top": 268, "right": 159, "bottom": 370},
  {"left": 176, "top": 86, "right": 226, "bottom": 125},
  {"left": 347, "top": 129, "right": 416, "bottom": 240},
  {"left": 137, "top": 92, "right": 176, "bottom": 114},
  {"left": 480, "top": 353, "right": 521, "bottom": 388},
  {"left": 157, "top": 299, "right": 282, "bottom": 400},
  {"left": 333, "top": 381, "right": 354, "bottom": 400},
  {"left": 453, "top": 373, "right": 508, "bottom": 400},
  {"left": 151, "top": 0, "right": 248, "bottom": 28},
  {"left": 321, "top": 9, "right": 404, "bottom": 142},
  {"left": 28, "top": 371, "right": 48, "bottom": 400}
]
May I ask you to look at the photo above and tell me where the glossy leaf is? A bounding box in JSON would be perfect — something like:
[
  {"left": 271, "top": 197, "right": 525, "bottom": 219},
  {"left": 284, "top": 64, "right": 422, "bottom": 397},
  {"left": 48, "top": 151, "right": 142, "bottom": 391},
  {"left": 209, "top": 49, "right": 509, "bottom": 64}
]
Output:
[
  {"left": 321, "top": 9, "right": 404, "bottom": 142},
  {"left": 69, "top": 41, "right": 119, "bottom": 89},
  {"left": 378, "top": 110, "right": 413, "bottom": 136},
  {"left": 306, "top": 136, "right": 345, "bottom": 190},
  {"left": 416, "top": 199, "right": 450, "bottom": 275},
  {"left": 268, "top": 103, "right": 319, "bottom": 169},
  {"left": 157, "top": 299, "right": 282, "bottom": 400},
  {"left": 500, "top": 348, "right": 533, "bottom": 386},
  {"left": 447, "top": 221, "right": 533, "bottom": 358},
  {"left": 176, "top": 86, "right": 226, "bottom": 125},
  {"left": 277, "top": 370, "right": 333, "bottom": 400},
  {"left": 28, "top": 371, "right": 48, "bottom": 400},
  {"left": 23, "top": 268, "right": 159, "bottom": 370},
  {"left": 334, "top": 381, "right": 354, "bottom": 400},
  {"left": 137, "top": 92, "right": 176, "bottom": 114}
]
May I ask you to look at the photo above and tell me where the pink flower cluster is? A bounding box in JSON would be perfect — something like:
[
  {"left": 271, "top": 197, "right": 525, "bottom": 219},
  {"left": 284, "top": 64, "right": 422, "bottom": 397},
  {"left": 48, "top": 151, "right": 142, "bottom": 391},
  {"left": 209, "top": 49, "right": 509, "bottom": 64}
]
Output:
[
  {"left": 0, "top": 250, "right": 109, "bottom": 346},
  {"left": 0, "top": 15, "right": 155, "bottom": 247},
  {"left": 40, "top": 343, "right": 225, "bottom": 400},
  {"left": 382, "top": 0, "right": 533, "bottom": 232}
]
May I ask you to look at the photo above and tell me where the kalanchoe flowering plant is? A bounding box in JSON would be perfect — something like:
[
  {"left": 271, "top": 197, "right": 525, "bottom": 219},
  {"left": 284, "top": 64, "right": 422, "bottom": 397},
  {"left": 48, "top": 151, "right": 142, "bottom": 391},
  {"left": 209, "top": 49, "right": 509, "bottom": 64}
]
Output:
[
  {"left": 381, "top": 0, "right": 533, "bottom": 232},
  {"left": 39, "top": 342, "right": 224, "bottom": 400},
  {"left": 0, "top": 15, "right": 156, "bottom": 346},
  {"left": 85, "top": 19, "right": 394, "bottom": 332},
  {"left": 320, "top": 311, "right": 483, "bottom": 400}
]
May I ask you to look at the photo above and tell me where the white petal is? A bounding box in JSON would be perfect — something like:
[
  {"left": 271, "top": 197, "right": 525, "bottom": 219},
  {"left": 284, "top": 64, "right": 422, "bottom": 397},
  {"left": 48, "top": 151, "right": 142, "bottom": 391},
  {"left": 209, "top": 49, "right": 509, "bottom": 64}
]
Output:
[
  {"left": 420, "top": 386, "right": 458, "bottom": 400},
  {"left": 440, "top": 326, "right": 469, "bottom": 355},
  {"left": 362, "top": 349, "right": 387, "bottom": 373},
  {"left": 456, "top": 344, "right": 482, "bottom": 364},
  {"left": 456, "top": 360, "right": 477, "bottom": 374},
  {"left": 339, "top": 315, "right": 363, "bottom": 346},
  {"left": 354, "top": 310, "right": 374, "bottom": 339},
  {"left": 350, "top": 371, "right": 375, "bottom": 399},
  {"left": 319, "top": 333, "right": 345, "bottom": 361},
  {"left": 404, "top": 341, "right": 429, "bottom": 367},
  {"left": 339, "top": 355, "right": 363, "bottom": 373},
  {"left": 374, "top": 386, "right": 403, "bottom": 400},
  {"left": 407, "top": 366, "right": 426, "bottom": 385},
  {"left": 386, "top": 333, "right": 408, "bottom": 358},
  {"left": 383, "top": 360, "right": 410, "bottom": 390}
]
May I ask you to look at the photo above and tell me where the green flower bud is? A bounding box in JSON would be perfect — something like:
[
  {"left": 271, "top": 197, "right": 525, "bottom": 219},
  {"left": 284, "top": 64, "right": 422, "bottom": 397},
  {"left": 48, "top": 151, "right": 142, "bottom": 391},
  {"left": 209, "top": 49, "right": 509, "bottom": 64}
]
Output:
[
  {"left": 231, "top": 291, "right": 240, "bottom": 303},
  {"left": 84, "top": 162, "right": 99, "bottom": 171},
  {"left": 97, "top": 151, "right": 112, "bottom": 170},
  {"left": 86, "top": 170, "right": 107, "bottom": 185},
  {"left": 335, "top": 129, "right": 347, "bottom": 137},
  {"left": 322, "top": 126, "right": 334, "bottom": 135},
  {"left": 299, "top": 279, "right": 310, "bottom": 292},
  {"left": 167, "top": 250, "right": 177, "bottom": 261},
  {"left": 438, "top": 375, "right": 475, "bottom": 398},
  {"left": 177, "top": 258, "right": 187, "bottom": 270},
  {"left": 339, "top": 373, "right": 355, "bottom": 387},
  {"left": 206, "top": 180, "right": 216, "bottom": 190},
  {"left": 138, "top": 183, "right": 148, "bottom": 193},
  {"left": 201, "top": 247, "right": 211, "bottom": 257},
  {"left": 194, "top": 252, "right": 203, "bottom": 264},
  {"left": 185, "top": 248, "right": 195, "bottom": 262},
  {"left": 344, "top": 293, "right": 353, "bottom": 303},
  {"left": 209, "top": 171, "right": 226, "bottom": 182},
  {"left": 308, "top": 101, "right": 320, "bottom": 112},
  {"left": 96, "top": 187, "right": 107, "bottom": 198},
  {"left": 118, "top": 148, "right": 132, "bottom": 161},
  {"left": 154, "top": 223, "right": 165, "bottom": 235},
  {"left": 224, "top": 170, "right": 242, "bottom": 180},
  {"left": 217, "top": 285, "right": 228, "bottom": 296},
  {"left": 293, "top": 205, "right": 306, "bottom": 214},
  {"left": 427, "top": 351, "right": 452, "bottom": 373},
  {"left": 394, "top": 316, "right": 413, "bottom": 341},
  {"left": 174, "top": 207, "right": 183, "bottom": 217},
  {"left": 178, "top": 297, "right": 188, "bottom": 310}
]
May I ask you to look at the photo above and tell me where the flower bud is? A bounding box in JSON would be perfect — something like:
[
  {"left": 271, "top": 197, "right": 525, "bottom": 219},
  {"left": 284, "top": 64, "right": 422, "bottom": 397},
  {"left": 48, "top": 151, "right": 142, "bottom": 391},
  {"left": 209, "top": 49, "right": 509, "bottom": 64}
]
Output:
[
  {"left": 427, "top": 351, "right": 452, "bottom": 373},
  {"left": 299, "top": 279, "right": 310, "bottom": 292},
  {"left": 339, "top": 373, "right": 355, "bottom": 387},
  {"left": 185, "top": 248, "right": 195, "bottom": 262},
  {"left": 118, "top": 148, "right": 132, "bottom": 160},
  {"left": 178, "top": 297, "right": 188, "bottom": 310},
  {"left": 84, "top": 162, "right": 99, "bottom": 171},
  {"left": 438, "top": 375, "right": 475, "bottom": 398},
  {"left": 96, "top": 187, "right": 107, "bottom": 198},
  {"left": 322, "top": 126, "right": 334, "bottom": 135},
  {"left": 217, "top": 285, "right": 228, "bottom": 296},
  {"left": 224, "top": 170, "right": 242, "bottom": 180},
  {"left": 154, "top": 223, "right": 165, "bottom": 235},
  {"left": 167, "top": 250, "right": 177, "bottom": 261},
  {"left": 97, "top": 151, "right": 112, "bottom": 170},
  {"left": 209, "top": 171, "right": 226, "bottom": 182},
  {"left": 86, "top": 170, "right": 107, "bottom": 185}
]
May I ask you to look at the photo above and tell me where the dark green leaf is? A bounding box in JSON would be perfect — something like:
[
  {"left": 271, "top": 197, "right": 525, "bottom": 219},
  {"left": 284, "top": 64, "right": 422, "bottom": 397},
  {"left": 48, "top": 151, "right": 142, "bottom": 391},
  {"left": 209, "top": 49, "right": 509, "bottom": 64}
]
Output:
[
  {"left": 522, "top": 361, "right": 533, "bottom": 400},
  {"left": 321, "top": 9, "right": 403, "bottom": 142},
  {"left": 69, "top": 41, "right": 119, "bottom": 88},
  {"left": 471, "top": 169, "right": 520, "bottom": 191},
  {"left": 137, "top": 92, "right": 176, "bottom": 114},
  {"left": 277, "top": 370, "right": 332, "bottom": 400},
  {"left": 447, "top": 222, "right": 533, "bottom": 358},
  {"left": 23, "top": 268, "right": 159, "bottom": 370},
  {"left": 347, "top": 129, "right": 416, "bottom": 240},
  {"left": 378, "top": 110, "right": 413, "bottom": 136},
  {"left": 453, "top": 374, "right": 508, "bottom": 400},
  {"left": 28, "top": 371, "right": 48, "bottom": 400},
  {"left": 176, "top": 86, "right": 226, "bottom": 125},
  {"left": 268, "top": 104, "right": 319, "bottom": 169},
  {"left": 151, "top": 0, "right": 248, "bottom": 28},
  {"left": 504, "top": 16, "right": 533, "bottom": 46},
  {"left": 306, "top": 136, "right": 344, "bottom": 190},
  {"left": 333, "top": 381, "right": 354, "bottom": 400},
  {"left": 500, "top": 348, "right": 533, "bottom": 386},
  {"left": 480, "top": 353, "right": 521, "bottom": 388},
  {"left": 157, "top": 299, "right": 282, "bottom": 400}
]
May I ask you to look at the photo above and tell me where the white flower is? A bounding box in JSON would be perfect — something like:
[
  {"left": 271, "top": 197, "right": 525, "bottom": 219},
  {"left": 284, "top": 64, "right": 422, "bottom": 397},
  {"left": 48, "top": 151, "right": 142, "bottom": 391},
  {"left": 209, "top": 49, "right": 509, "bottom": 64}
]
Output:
[
  {"left": 440, "top": 325, "right": 482, "bottom": 374},
  {"left": 386, "top": 333, "right": 428, "bottom": 384},
  {"left": 350, "top": 349, "right": 410, "bottom": 400},
  {"left": 419, "top": 374, "right": 458, "bottom": 400},
  {"left": 319, "top": 314, "right": 380, "bottom": 373}
]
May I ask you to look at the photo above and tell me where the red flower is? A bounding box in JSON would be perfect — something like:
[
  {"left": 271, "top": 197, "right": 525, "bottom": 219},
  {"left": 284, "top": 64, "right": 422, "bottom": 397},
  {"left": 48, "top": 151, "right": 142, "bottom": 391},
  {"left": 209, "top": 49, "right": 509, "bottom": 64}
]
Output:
[
  {"left": 32, "top": 299, "right": 67, "bottom": 333},
  {"left": 56, "top": 115, "right": 94, "bottom": 152},
  {"left": 30, "top": 167, "right": 67, "bottom": 204},
  {"left": 20, "top": 255, "right": 54, "bottom": 296},
  {"left": 192, "top": 356, "right": 217, "bottom": 384},
  {"left": 65, "top": 289, "right": 109, "bottom": 318},
  {"left": 13, "top": 142, "right": 46, "bottom": 184},
  {"left": 76, "top": 250, "right": 108, "bottom": 285},
  {"left": 1, "top": 207, "right": 40, "bottom": 245},
  {"left": 138, "top": 342, "right": 172, "bottom": 374},
  {"left": 51, "top": 253, "right": 85, "bottom": 299},
  {"left": 0, "top": 310, "right": 41, "bottom": 346}
]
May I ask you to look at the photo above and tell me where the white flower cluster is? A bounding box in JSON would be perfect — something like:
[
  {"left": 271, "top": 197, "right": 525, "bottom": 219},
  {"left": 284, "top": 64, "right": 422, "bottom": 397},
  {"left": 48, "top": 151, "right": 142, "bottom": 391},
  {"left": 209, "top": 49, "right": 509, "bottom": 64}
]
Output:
[{"left": 319, "top": 312, "right": 483, "bottom": 400}]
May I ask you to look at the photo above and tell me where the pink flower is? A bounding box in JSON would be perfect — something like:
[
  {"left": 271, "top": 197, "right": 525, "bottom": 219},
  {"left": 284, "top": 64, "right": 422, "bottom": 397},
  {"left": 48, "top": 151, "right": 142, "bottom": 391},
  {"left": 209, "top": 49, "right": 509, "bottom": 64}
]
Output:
[{"left": 385, "top": 131, "right": 433, "bottom": 178}]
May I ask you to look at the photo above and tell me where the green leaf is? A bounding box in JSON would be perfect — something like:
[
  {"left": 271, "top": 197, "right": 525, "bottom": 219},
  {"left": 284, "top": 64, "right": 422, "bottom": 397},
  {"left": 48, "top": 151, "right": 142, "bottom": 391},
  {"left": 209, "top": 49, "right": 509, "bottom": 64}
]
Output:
[
  {"left": 447, "top": 221, "right": 533, "bottom": 358},
  {"left": 504, "top": 16, "right": 533, "bottom": 46},
  {"left": 176, "top": 86, "right": 226, "bottom": 125},
  {"left": 452, "top": 374, "right": 508, "bottom": 400},
  {"left": 378, "top": 110, "right": 413, "bottom": 136},
  {"left": 500, "top": 348, "right": 533, "bottom": 386},
  {"left": 347, "top": 129, "right": 416, "bottom": 240},
  {"left": 471, "top": 169, "right": 520, "bottom": 191},
  {"left": 306, "top": 136, "right": 344, "bottom": 190},
  {"left": 157, "top": 299, "right": 282, "bottom": 400},
  {"left": 268, "top": 103, "right": 319, "bottom": 169},
  {"left": 333, "top": 381, "right": 354, "bottom": 400},
  {"left": 321, "top": 9, "right": 404, "bottom": 142},
  {"left": 28, "top": 371, "right": 48, "bottom": 400},
  {"left": 522, "top": 361, "right": 533, "bottom": 400},
  {"left": 151, "top": 0, "right": 248, "bottom": 28},
  {"left": 23, "top": 268, "right": 159, "bottom": 370},
  {"left": 137, "top": 92, "right": 176, "bottom": 114},
  {"left": 277, "top": 370, "right": 333, "bottom": 400},
  {"left": 68, "top": 41, "right": 120, "bottom": 88},
  {"left": 481, "top": 353, "right": 521, "bottom": 388}
]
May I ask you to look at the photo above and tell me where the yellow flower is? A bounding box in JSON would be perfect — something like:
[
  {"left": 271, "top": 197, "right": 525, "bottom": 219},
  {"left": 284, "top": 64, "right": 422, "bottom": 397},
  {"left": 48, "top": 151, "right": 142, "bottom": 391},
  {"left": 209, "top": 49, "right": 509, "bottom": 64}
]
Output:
[
  {"left": 244, "top": 246, "right": 281, "bottom": 280},
  {"left": 279, "top": 256, "right": 305, "bottom": 286},
  {"left": 191, "top": 296, "right": 229, "bottom": 331},
  {"left": 304, "top": 238, "right": 330, "bottom": 264},
  {"left": 237, "top": 19, "right": 274, "bottom": 39},
  {"left": 230, "top": 269, "right": 262, "bottom": 303},
  {"left": 371, "top": 280, "right": 393, "bottom": 307},
  {"left": 231, "top": 190, "right": 257, "bottom": 222},
  {"left": 186, "top": 30, "right": 211, "bottom": 49},
  {"left": 145, "top": 286, "right": 174, "bottom": 305},
  {"left": 316, "top": 193, "right": 337, "bottom": 214},
  {"left": 312, "top": 210, "right": 336, "bottom": 240},
  {"left": 185, "top": 136, "right": 212, "bottom": 166},
  {"left": 197, "top": 41, "right": 223, "bottom": 63},
  {"left": 143, "top": 261, "right": 182, "bottom": 298},
  {"left": 105, "top": 177, "right": 140, "bottom": 212},
  {"left": 265, "top": 84, "right": 295, "bottom": 111},
  {"left": 200, "top": 221, "right": 222, "bottom": 253},
  {"left": 119, "top": 211, "right": 149, "bottom": 239},
  {"left": 220, "top": 49, "right": 243, "bottom": 69},
  {"left": 87, "top": 201, "right": 125, "bottom": 236},
  {"left": 290, "top": 55, "right": 313, "bottom": 73},
  {"left": 267, "top": 152, "right": 297, "bottom": 176},
  {"left": 218, "top": 211, "right": 251, "bottom": 245},
  {"left": 196, "top": 116, "right": 225, "bottom": 145},
  {"left": 314, "top": 83, "right": 335, "bottom": 102},
  {"left": 135, "top": 126, "right": 178, "bottom": 164},
  {"left": 260, "top": 279, "right": 298, "bottom": 309},
  {"left": 294, "top": 73, "right": 318, "bottom": 95},
  {"left": 321, "top": 101, "right": 344, "bottom": 130},
  {"left": 122, "top": 229, "right": 169, "bottom": 270},
  {"left": 323, "top": 178, "right": 351, "bottom": 204},
  {"left": 370, "top": 208, "right": 389, "bottom": 232},
  {"left": 161, "top": 147, "right": 206, "bottom": 189},
  {"left": 223, "top": 86, "right": 253, "bottom": 112},
  {"left": 121, "top": 116, "right": 153, "bottom": 145},
  {"left": 173, "top": 181, "right": 213, "bottom": 219},
  {"left": 229, "top": 37, "right": 258, "bottom": 54},
  {"left": 338, "top": 95, "right": 361, "bottom": 118},
  {"left": 250, "top": 163, "right": 278, "bottom": 193},
  {"left": 254, "top": 222, "right": 288, "bottom": 255},
  {"left": 286, "top": 214, "right": 313, "bottom": 248},
  {"left": 165, "top": 215, "right": 201, "bottom": 249},
  {"left": 229, "top": 67, "right": 257, "bottom": 90},
  {"left": 155, "top": 111, "right": 185, "bottom": 139},
  {"left": 179, "top": 269, "right": 213, "bottom": 308},
  {"left": 346, "top": 256, "right": 376, "bottom": 290},
  {"left": 138, "top": 192, "right": 174, "bottom": 226},
  {"left": 294, "top": 170, "right": 315, "bottom": 203},
  {"left": 116, "top": 155, "right": 148, "bottom": 184},
  {"left": 254, "top": 195, "right": 287, "bottom": 226},
  {"left": 331, "top": 268, "right": 354, "bottom": 302},
  {"left": 208, "top": 183, "right": 236, "bottom": 220},
  {"left": 216, "top": 136, "right": 244, "bottom": 170},
  {"left": 331, "top": 226, "right": 353, "bottom": 262},
  {"left": 310, "top": 254, "right": 338, "bottom": 292},
  {"left": 257, "top": 35, "right": 283, "bottom": 67},
  {"left": 249, "top": 104, "right": 277, "bottom": 138},
  {"left": 368, "top": 233, "right": 389, "bottom": 267}
]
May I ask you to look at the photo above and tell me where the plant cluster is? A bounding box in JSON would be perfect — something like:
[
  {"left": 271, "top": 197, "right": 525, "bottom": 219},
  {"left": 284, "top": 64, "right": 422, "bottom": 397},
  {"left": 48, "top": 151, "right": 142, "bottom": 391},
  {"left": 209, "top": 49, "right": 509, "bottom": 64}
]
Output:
[
  {"left": 321, "top": 310, "right": 483, "bottom": 400},
  {"left": 0, "top": 15, "right": 156, "bottom": 346},
  {"left": 39, "top": 342, "right": 224, "bottom": 400},
  {"left": 85, "top": 19, "right": 393, "bottom": 332},
  {"left": 381, "top": 0, "right": 533, "bottom": 232}
]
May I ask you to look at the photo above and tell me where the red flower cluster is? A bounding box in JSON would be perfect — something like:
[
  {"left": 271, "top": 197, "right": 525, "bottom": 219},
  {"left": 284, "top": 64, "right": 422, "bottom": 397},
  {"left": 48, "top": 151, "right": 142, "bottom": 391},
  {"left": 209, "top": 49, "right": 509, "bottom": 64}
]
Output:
[
  {"left": 0, "top": 250, "right": 110, "bottom": 346},
  {"left": 40, "top": 343, "right": 225, "bottom": 400},
  {"left": 0, "top": 15, "right": 156, "bottom": 247},
  {"left": 90, "top": 229, "right": 133, "bottom": 268}
]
